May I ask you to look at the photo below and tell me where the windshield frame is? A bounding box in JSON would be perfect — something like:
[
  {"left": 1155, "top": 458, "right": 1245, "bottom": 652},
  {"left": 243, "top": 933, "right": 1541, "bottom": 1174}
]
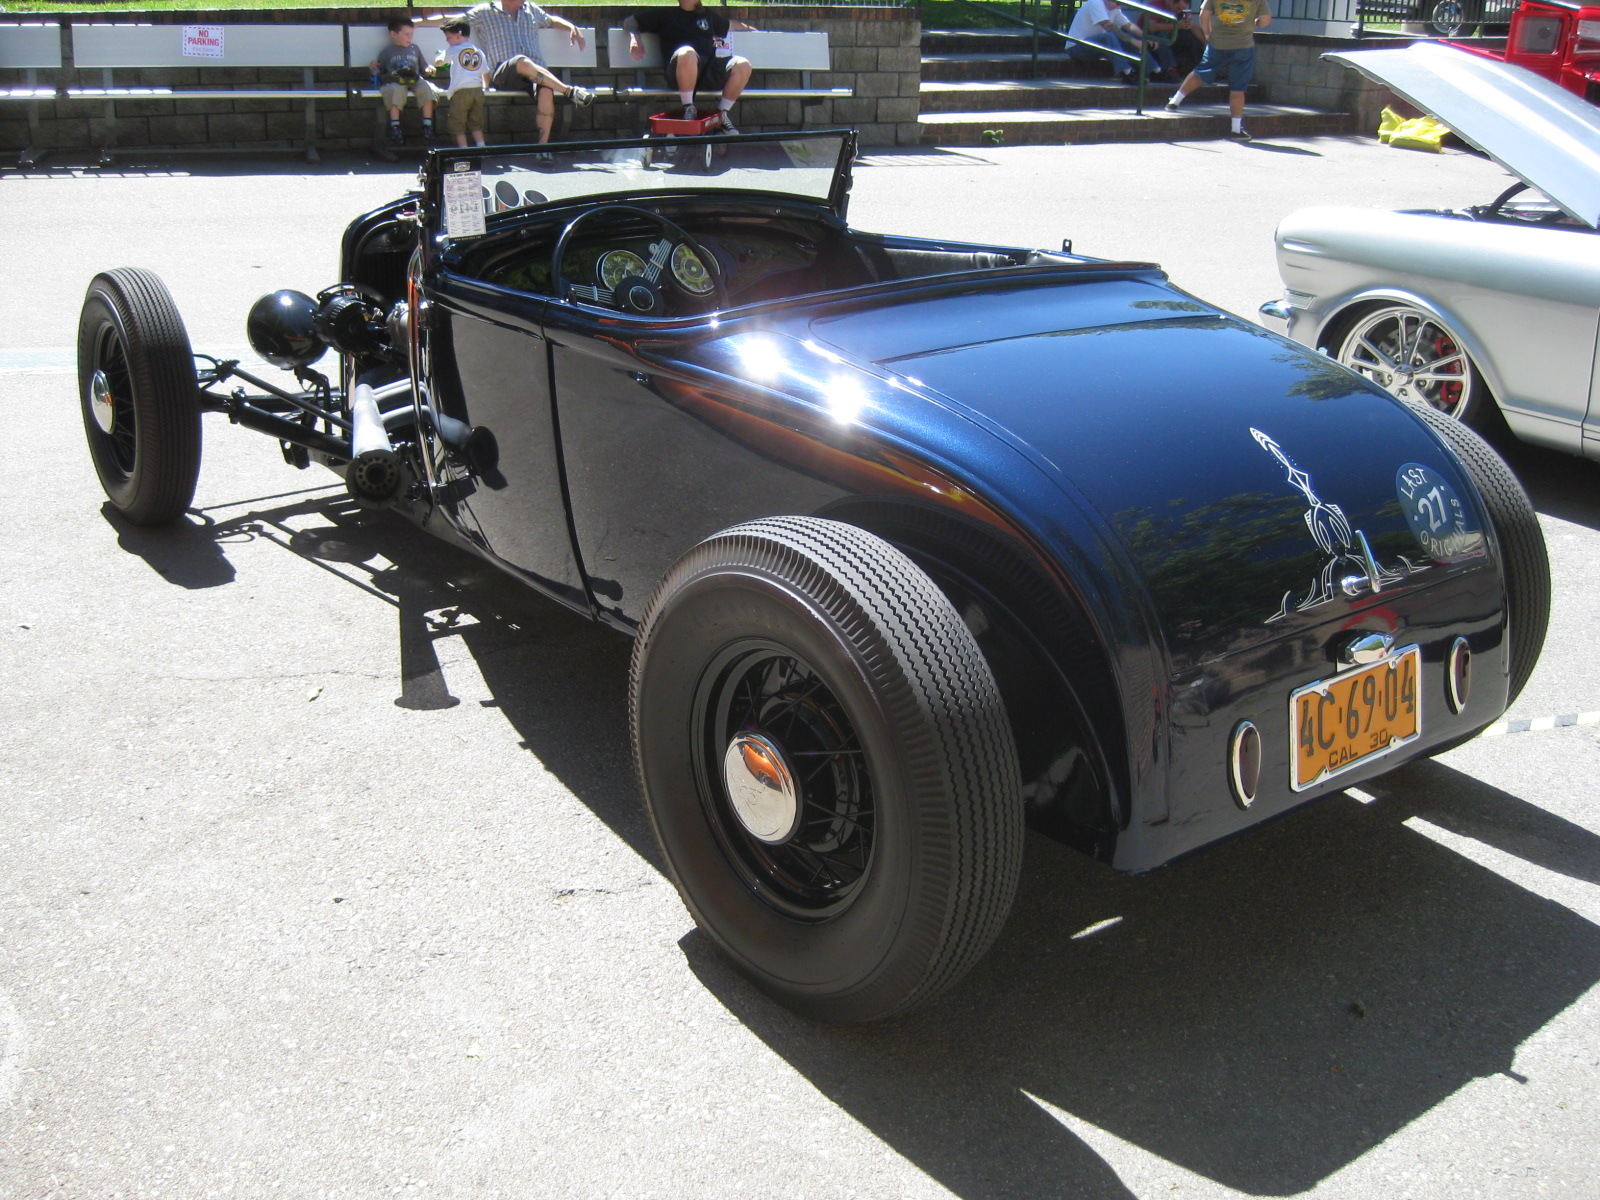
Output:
[{"left": 422, "top": 129, "right": 858, "bottom": 240}]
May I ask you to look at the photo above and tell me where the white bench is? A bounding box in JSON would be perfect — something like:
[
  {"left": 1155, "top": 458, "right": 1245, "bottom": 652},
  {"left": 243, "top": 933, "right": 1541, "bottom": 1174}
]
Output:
[
  {"left": 1, "top": 22, "right": 62, "bottom": 166},
  {"left": 65, "top": 24, "right": 350, "bottom": 163},
  {"left": 348, "top": 23, "right": 604, "bottom": 104},
  {"left": 603, "top": 29, "right": 850, "bottom": 104}
]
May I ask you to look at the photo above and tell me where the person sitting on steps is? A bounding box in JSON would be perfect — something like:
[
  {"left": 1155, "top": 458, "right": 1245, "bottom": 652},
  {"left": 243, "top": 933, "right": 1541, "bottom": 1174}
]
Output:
[
  {"left": 623, "top": 0, "right": 757, "bottom": 136},
  {"left": 421, "top": 0, "right": 594, "bottom": 146}
]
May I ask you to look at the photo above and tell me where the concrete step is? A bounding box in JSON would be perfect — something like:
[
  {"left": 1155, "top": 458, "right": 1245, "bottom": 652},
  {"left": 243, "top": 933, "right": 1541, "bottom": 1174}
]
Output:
[
  {"left": 920, "top": 50, "right": 1090, "bottom": 81},
  {"left": 920, "top": 77, "right": 1258, "bottom": 113},
  {"left": 921, "top": 27, "right": 1072, "bottom": 56},
  {"left": 917, "top": 101, "right": 1358, "bottom": 146}
]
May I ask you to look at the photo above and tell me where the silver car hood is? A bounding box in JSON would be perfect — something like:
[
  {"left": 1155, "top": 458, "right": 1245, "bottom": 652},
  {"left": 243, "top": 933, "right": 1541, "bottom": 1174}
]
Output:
[{"left": 1325, "top": 42, "right": 1600, "bottom": 228}]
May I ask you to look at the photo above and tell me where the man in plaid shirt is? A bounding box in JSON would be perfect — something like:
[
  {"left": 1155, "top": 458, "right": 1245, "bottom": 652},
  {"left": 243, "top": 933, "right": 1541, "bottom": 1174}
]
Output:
[{"left": 423, "top": 0, "right": 594, "bottom": 144}]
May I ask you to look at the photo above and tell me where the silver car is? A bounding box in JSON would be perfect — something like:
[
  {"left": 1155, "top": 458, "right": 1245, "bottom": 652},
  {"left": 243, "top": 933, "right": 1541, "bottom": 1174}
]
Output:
[{"left": 1262, "top": 42, "right": 1600, "bottom": 464}]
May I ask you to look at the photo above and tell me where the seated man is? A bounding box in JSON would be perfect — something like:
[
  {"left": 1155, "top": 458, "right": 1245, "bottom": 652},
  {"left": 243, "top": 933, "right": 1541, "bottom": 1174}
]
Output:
[
  {"left": 1066, "top": 0, "right": 1149, "bottom": 82},
  {"left": 423, "top": 0, "right": 594, "bottom": 146},
  {"left": 623, "top": 0, "right": 757, "bottom": 136}
]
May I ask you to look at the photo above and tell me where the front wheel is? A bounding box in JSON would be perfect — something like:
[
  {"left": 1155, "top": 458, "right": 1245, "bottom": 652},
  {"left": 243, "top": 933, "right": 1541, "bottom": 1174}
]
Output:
[
  {"left": 630, "top": 517, "right": 1024, "bottom": 1022},
  {"left": 1338, "top": 303, "right": 1489, "bottom": 426},
  {"left": 76, "top": 268, "right": 202, "bottom": 525}
]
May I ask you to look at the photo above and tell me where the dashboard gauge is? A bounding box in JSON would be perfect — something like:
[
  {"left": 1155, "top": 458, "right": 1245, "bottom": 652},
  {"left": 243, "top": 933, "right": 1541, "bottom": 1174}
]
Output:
[
  {"left": 598, "top": 249, "right": 647, "bottom": 291},
  {"left": 671, "top": 243, "right": 715, "bottom": 295}
]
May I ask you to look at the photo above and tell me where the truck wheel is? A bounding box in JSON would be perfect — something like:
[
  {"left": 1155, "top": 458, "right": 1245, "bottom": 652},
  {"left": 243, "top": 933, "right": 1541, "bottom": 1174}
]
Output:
[
  {"left": 77, "top": 269, "right": 202, "bottom": 526},
  {"left": 1407, "top": 401, "right": 1549, "bottom": 705},
  {"left": 630, "top": 517, "right": 1024, "bottom": 1022}
]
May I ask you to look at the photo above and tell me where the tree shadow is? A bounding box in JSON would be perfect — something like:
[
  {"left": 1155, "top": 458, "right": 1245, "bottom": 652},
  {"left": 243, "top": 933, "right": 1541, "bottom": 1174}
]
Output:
[
  {"left": 686, "top": 769, "right": 1600, "bottom": 1196},
  {"left": 138, "top": 482, "right": 1600, "bottom": 1196}
]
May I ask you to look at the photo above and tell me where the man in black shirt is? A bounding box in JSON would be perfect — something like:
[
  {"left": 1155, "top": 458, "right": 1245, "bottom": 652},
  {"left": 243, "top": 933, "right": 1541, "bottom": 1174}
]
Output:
[{"left": 623, "top": 0, "right": 757, "bottom": 134}]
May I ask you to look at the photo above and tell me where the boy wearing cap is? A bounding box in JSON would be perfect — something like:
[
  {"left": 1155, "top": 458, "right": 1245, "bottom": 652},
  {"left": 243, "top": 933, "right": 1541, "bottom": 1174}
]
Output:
[{"left": 437, "top": 20, "right": 492, "bottom": 146}]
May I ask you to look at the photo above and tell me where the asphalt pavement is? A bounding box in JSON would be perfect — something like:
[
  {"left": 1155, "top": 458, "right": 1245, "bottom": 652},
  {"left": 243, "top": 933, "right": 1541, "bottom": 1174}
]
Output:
[{"left": 2, "top": 136, "right": 1598, "bottom": 1199}]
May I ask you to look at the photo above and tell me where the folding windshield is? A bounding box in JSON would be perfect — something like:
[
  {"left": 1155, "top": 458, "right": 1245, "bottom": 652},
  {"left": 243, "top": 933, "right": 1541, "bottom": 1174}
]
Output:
[{"left": 425, "top": 129, "right": 856, "bottom": 241}]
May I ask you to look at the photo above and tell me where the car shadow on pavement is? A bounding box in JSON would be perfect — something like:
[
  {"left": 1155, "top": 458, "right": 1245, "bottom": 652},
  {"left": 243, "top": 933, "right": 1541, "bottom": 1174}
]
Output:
[
  {"left": 686, "top": 762, "right": 1600, "bottom": 1197},
  {"left": 1492, "top": 434, "right": 1600, "bottom": 531},
  {"left": 153, "top": 482, "right": 1600, "bottom": 1198}
]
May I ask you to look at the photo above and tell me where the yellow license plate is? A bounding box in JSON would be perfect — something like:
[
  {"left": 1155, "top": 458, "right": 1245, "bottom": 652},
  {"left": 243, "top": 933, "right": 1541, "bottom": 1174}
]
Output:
[{"left": 1289, "top": 645, "right": 1421, "bottom": 792}]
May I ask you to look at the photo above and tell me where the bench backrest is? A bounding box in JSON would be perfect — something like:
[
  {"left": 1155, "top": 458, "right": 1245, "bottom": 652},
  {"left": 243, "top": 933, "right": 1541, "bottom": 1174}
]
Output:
[
  {"left": 605, "top": 29, "right": 830, "bottom": 71},
  {"left": 72, "top": 24, "right": 347, "bottom": 69},
  {"left": 348, "top": 24, "right": 597, "bottom": 70},
  {"left": 0, "top": 21, "right": 63, "bottom": 69}
]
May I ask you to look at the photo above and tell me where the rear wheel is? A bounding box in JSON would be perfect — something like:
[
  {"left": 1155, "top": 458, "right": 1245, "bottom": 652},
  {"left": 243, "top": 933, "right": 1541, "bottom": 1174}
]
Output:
[
  {"left": 1405, "top": 402, "right": 1549, "bottom": 705},
  {"left": 631, "top": 517, "right": 1024, "bottom": 1022},
  {"left": 76, "top": 269, "right": 201, "bottom": 526},
  {"left": 1338, "top": 303, "right": 1488, "bottom": 427}
]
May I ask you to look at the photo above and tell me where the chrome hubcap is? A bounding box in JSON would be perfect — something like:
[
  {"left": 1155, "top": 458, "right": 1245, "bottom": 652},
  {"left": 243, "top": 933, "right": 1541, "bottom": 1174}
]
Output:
[
  {"left": 89, "top": 369, "right": 117, "bottom": 435},
  {"left": 722, "top": 731, "right": 800, "bottom": 844}
]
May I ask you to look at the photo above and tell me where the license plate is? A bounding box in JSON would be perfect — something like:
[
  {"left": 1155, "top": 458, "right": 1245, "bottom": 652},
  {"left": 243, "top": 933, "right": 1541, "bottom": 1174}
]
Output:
[{"left": 1289, "top": 645, "right": 1421, "bottom": 791}]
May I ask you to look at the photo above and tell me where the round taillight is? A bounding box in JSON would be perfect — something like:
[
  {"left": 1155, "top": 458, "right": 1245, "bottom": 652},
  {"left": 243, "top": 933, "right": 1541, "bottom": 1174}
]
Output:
[
  {"left": 1229, "top": 721, "right": 1262, "bottom": 809},
  {"left": 1446, "top": 637, "right": 1472, "bottom": 714}
]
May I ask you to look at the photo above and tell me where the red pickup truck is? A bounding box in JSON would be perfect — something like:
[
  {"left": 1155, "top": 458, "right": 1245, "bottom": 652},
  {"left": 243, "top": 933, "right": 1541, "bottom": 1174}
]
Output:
[{"left": 1451, "top": 0, "right": 1600, "bottom": 103}]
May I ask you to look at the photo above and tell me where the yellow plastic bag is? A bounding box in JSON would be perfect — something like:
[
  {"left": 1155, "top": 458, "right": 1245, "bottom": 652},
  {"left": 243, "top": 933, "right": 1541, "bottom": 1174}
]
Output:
[
  {"left": 1377, "top": 105, "right": 1403, "bottom": 144},
  {"left": 1388, "top": 115, "right": 1451, "bottom": 152}
]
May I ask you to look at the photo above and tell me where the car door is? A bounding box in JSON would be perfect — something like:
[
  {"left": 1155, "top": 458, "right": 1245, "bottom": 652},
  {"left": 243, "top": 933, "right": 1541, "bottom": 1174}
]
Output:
[{"left": 426, "top": 272, "right": 591, "bottom": 614}]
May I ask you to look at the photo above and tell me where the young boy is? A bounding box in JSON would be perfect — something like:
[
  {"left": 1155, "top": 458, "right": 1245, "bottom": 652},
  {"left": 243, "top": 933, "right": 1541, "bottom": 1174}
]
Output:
[
  {"left": 436, "top": 19, "right": 491, "bottom": 147},
  {"left": 370, "top": 17, "right": 441, "bottom": 145}
]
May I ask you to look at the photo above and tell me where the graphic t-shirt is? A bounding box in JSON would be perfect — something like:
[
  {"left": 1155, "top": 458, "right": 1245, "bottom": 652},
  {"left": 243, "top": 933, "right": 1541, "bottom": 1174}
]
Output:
[
  {"left": 439, "top": 41, "right": 489, "bottom": 96},
  {"left": 1203, "top": 0, "right": 1270, "bottom": 50},
  {"left": 631, "top": 4, "right": 731, "bottom": 63},
  {"left": 376, "top": 43, "right": 427, "bottom": 85}
]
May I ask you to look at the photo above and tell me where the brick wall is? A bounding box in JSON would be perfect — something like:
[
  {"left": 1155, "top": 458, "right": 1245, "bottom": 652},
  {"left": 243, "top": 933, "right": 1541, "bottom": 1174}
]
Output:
[
  {"left": 1254, "top": 33, "right": 1411, "bottom": 130},
  {"left": 0, "top": 5, "right": 924, "bottom": 157}
]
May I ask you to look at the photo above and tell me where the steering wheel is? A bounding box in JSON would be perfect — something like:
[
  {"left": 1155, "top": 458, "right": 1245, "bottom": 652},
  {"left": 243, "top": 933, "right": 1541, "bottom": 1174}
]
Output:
[
  {"left": 551, "top": 204, "right": 724, "bottom": 317},
  {"left": 1483, "top": 181, "right": 1571, "bottom": 225}
]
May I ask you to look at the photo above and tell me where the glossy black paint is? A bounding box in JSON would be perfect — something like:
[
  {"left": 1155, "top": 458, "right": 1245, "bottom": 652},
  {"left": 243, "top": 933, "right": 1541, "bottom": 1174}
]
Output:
[{"left": 330, "top": 140, "right": 1514, "bottom": 874}]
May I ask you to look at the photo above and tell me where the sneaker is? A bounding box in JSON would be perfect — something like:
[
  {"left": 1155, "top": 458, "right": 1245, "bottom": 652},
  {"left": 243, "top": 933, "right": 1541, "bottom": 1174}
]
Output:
[
  {"left": 570, "top": 85, "right": 594, "bottom": 108},
  {"left": 718, "top": 115, "right": 739, "bottom": 136},
  {"left": 421, "top": 120, "right": 435, "bottom": 143},
  {"left": 681, "top": 104, "right": 698, "bottom": 121},
  {"left": 1165, "top": 99, "right": 1181, "bottom": 112},
  {"left": 1228, "top": 127, "right": 1252, "bottom": 141},
  {"left": 387, "top": 122, "right": 404, "bottom": 145}
]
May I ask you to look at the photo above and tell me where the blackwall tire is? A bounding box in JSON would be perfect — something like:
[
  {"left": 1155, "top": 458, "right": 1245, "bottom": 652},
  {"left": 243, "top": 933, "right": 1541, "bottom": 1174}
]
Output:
[
  {"left": 630, "top": 517, "right": 1024, "bottom": 1022},
  {"left": 77, "top": 268, "right": 202, "bottom": 526},
  {"left": 1406, "top": 402, "right": 1549, "bottom": 705}
]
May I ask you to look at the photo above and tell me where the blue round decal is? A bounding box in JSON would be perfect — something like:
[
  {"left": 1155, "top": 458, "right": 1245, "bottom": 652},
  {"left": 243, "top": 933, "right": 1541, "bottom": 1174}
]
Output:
[{"left": 1396, "top": 462, "right": 1483, "bottom": 563}]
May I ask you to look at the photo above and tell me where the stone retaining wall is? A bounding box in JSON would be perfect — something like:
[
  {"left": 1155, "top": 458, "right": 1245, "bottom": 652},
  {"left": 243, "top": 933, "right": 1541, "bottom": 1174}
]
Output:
[
  {"left": 1254, "top": 32, "right": 1419, "bottom": 131},
  {"left": 0, "top": 4, "right": 923, "bottom": 156}
]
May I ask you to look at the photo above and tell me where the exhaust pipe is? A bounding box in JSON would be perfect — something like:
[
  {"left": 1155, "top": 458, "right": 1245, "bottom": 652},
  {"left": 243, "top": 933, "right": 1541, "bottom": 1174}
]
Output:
[{"left": 347, "top": 379, "right": 404, "bottom": 506}]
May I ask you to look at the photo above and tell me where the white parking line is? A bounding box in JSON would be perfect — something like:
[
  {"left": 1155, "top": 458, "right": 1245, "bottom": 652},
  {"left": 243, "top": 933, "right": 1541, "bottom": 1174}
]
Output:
[{"left": 1480, "top": 711, "right": 1600, "bottom": 737}]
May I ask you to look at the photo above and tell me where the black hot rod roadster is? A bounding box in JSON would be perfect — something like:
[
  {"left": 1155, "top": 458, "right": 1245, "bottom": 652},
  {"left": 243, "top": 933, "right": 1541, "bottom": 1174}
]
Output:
[{"left": 78, "top": 130, "right": 1549, "bottom": 1022}]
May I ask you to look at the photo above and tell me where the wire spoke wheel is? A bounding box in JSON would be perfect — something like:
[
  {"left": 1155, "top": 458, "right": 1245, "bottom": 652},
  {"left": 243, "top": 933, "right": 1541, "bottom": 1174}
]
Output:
[
  {"left": 1339, "top": 304, "right": 1481, "bottom": 423},
  {"left": 631, "top": 517, "right": 1023, "bottom": 1022},
  {"left": 694, "top": 642, "right": 874, "bottom": 920},
  {"left": 76, "top": 268, "right": 202, "bottom": 526}
]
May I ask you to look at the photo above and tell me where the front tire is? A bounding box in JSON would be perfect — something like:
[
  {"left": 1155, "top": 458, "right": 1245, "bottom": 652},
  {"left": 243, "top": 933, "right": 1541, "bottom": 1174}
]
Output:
[
  {"left": 1338, "top": 303, "right": 1488, "bottom": 426},
  {"left": 77, "top": 269, "right": 201, "bottom": 526},
  {"left": 630, "top": 517, "right": 1024, "bottom": 1022}
]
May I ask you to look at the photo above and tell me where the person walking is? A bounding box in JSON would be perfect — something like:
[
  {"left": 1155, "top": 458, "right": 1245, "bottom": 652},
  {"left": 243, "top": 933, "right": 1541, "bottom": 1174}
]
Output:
[{"left": 1164, "top": 0, "right": 1270, "bottom": 140}]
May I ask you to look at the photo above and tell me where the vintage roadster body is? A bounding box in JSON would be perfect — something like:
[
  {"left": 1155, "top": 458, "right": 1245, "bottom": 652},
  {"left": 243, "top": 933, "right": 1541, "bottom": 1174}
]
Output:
[
  {"left": 1265, "top": 43, "right": 1600, "bottom": 462},
  {"left": 78, "top": 130, "right": 1547, "bottom": 1021}
]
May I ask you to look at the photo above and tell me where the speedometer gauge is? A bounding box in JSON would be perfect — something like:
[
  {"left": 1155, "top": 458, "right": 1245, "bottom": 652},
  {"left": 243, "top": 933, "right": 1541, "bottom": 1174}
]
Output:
[
  {"left": 598, "top": 249, "right": 647, "bottom": 291},
  {"left": 671, "top": 244, "right": 715, "bottom": 295}
]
